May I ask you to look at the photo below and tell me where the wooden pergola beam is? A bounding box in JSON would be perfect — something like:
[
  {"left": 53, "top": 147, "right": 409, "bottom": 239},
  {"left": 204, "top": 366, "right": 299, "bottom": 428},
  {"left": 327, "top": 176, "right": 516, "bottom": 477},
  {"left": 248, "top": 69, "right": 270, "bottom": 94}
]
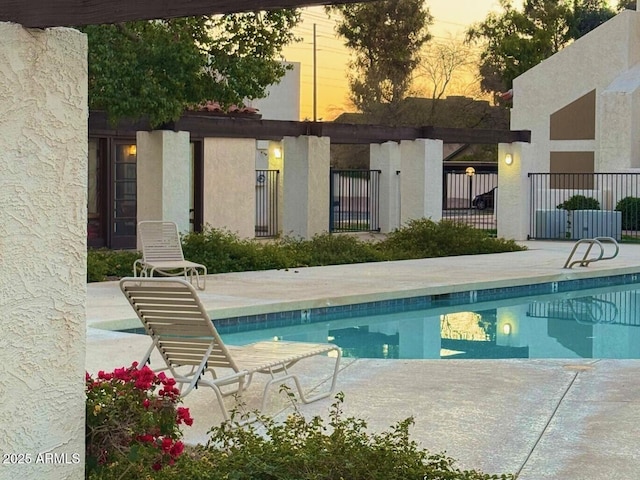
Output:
[
  {"left": 0, "top": 0, "right": 370, "bottom": 28},
  {"left": 89, "top": 111, "right": 531, "bottom": 145}
]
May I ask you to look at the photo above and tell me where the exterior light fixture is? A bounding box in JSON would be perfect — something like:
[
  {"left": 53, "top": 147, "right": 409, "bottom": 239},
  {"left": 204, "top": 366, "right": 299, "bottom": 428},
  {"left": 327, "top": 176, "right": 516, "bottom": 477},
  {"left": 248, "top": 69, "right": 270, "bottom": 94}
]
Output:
[
  {"left": 502, "top": 323, "right": 512, "bottom": 335},
  {"left": 273, "top": 147, "right": 282, "bottom": 159},
  {"left": 504, "top": 153, "right": 513, "bottom": 166},
  {"left": 128, "top": 144, "right": 137, "bottom": 156},
  {"left": 465, "top": 167, "right": 475, "bottom": 209}
]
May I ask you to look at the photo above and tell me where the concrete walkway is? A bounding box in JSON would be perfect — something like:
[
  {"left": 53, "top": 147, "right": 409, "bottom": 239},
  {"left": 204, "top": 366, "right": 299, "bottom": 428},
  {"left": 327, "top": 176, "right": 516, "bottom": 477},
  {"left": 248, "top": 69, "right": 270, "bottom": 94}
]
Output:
[{"left": 86, "top": 241, "right": 640, "bottom": 479}]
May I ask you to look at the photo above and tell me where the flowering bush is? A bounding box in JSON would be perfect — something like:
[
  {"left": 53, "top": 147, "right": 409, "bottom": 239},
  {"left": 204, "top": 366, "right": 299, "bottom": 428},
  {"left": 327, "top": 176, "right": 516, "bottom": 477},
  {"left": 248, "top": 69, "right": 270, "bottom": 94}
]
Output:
[{"left": 85, "top": 362, "right": 193, "bottom": 477}]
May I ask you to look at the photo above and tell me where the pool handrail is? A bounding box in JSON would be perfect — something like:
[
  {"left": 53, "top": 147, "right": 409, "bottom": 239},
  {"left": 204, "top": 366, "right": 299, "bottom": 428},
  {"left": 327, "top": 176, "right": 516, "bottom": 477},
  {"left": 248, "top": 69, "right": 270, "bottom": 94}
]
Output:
[{"left": 563, "top": 237, "right": 619, "bottom": 269}]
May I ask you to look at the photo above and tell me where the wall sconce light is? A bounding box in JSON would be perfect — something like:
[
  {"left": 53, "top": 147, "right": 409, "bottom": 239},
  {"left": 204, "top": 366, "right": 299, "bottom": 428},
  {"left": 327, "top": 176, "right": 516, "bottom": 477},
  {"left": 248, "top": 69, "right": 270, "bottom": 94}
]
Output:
[
  {"left": 502, "top": 323, "right": 512, "bottom": 335},
  {"left": 504, "top": 153, "right": 513, "bottom": 166},
  {"left": 273, "top": 147, "right": 282, "bottom": 159},
  {"left": 128, "top": 144, "right": 137, "bottom": 156}
]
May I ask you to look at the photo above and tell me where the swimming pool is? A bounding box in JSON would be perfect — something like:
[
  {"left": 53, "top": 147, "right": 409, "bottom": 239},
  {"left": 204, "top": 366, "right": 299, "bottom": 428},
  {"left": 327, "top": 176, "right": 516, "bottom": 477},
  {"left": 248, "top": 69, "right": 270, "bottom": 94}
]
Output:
[{"left": 120, "top": 275, "right": 640, "bottom": 360}]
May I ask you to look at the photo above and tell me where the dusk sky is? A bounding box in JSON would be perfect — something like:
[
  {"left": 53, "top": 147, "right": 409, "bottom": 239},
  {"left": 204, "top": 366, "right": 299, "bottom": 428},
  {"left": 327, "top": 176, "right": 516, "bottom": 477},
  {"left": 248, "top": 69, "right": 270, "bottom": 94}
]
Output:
[{"left": 282, "top": 0, "right": 521, "bottom": 120}]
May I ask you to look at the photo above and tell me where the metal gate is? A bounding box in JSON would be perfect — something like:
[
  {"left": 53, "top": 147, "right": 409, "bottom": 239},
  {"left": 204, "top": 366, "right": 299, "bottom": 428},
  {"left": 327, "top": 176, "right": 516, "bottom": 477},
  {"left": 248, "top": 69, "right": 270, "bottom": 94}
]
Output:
[
  {"left": 442, "top": 162, "right": 498, "bottom": 233},
  {"left": 330, "top": 169, "right": 381, "bottom": 232},
  {"left": 255, "top": 169, "right": 279, "bottom": 237}
]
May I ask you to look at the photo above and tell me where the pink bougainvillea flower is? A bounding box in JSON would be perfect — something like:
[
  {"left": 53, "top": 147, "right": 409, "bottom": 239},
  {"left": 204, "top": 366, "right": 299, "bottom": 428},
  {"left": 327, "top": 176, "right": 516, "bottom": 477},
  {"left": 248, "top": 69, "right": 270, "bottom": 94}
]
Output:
[
  {"left": 176, "top": 407, "right": 193, "bottom": 426},
  {"left": 137, "top": 434, "right": 154, "bottom": 443},
  {"left": 161, "top": 437, "right": 173, "bottom": 453},
  {"left": 169, "top": 441, "right": 184, "bottom": 457}
]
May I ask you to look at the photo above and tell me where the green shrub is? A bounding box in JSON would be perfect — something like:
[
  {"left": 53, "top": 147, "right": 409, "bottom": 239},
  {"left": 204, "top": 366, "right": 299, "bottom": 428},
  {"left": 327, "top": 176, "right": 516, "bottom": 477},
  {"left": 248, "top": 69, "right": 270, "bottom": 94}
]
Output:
[
  {"left": 380, "top": 219, "right": 524, "bottom": 258},
  {"left": 556, "top": 195, "right": 600, "bottom": 210},
  {"left": 87, "top": 222, "right": 527, "bottom": 282},
  {"left": 181, "top": 228, "right": 284, "bottom": 273},
  {"left": 150, "top": 393, "right": 514, "bottom": 480},
  {"left": 87, "top": 248, "right": 141, "bottom": 282},
  {"left": 277, "top": 232, "right": 386, "bottom": 267},
  {"left": 615, "top": 196, "right": 640, "bottom": 230}
]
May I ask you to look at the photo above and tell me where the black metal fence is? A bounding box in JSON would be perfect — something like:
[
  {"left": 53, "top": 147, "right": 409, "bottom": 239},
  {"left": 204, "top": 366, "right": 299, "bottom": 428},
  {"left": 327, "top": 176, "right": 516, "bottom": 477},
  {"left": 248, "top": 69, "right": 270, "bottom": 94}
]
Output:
[
  {"left": 442, "top": 167, "right": 498, "bottom": 233},
  {"left": 330, "top": 169, "right": 381, "bottom": 232},
  {"left": 255, "top": 169, "right": 279, "bottom": 237},
  {"left": 528, "top": 173, "right": 640, "bottom": 241}
]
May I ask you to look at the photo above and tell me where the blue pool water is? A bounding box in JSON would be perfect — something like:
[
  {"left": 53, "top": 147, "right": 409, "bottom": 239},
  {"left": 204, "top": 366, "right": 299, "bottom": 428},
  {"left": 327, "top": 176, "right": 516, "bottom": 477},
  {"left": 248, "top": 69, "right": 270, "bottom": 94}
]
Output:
[{"left": 120, "top": 276, "right": 640, "bottom": 360}]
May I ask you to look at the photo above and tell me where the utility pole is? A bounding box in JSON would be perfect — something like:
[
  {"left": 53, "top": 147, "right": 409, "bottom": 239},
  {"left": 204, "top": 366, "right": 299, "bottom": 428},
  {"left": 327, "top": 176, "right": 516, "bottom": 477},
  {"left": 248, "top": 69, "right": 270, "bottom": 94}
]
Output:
[{"left": 313, "top": 22, "right": 317, "bottom": 122}]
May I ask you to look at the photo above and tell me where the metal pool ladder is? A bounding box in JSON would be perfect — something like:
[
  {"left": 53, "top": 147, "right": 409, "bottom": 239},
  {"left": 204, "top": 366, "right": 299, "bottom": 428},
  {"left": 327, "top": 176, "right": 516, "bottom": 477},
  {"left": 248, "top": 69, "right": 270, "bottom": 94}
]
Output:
[{"left": 563, "top": 237, "right": 619, "bottom": 269}]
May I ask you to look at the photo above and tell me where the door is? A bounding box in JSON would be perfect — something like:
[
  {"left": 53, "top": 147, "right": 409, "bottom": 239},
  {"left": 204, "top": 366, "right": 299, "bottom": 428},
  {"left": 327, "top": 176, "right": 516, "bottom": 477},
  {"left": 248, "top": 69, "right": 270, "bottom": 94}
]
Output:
[
  {"left": 110, "top": 142, "right": 137, "bottom": 249},
  {"left": 87, "top": 138, "right": 107, "bottom": 247}
]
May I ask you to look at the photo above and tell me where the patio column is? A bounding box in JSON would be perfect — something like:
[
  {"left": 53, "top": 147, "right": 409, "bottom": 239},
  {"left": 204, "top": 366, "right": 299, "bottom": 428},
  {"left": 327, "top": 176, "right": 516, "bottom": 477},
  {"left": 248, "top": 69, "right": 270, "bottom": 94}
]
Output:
[
  {"left": 498, "top": 142, "right": 528, "bottom": 240},
  {"left": 370, "top": 141, "right": 401, "bottom": 233},
  {"left": 202, "top": 137, "right": 256, "bottom": 238},
  {"left": 282, "top": 135, "right": 330, "bottom": 239},
  {"left": 0, "top": 23, "right": 87, "bottom": 480},
  {"left": 136, "top": 130, "right": 191, "bottom": 242},
  {"left": 400, "top": 139, "right": 443, "bottom": 225}
]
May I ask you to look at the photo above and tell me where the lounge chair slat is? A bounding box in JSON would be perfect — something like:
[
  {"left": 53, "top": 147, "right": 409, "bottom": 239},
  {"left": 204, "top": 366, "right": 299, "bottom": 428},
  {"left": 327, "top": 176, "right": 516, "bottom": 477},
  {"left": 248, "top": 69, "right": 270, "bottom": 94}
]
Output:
[{"left": 148, "top": 324, "right": 213, "bottom": 336}]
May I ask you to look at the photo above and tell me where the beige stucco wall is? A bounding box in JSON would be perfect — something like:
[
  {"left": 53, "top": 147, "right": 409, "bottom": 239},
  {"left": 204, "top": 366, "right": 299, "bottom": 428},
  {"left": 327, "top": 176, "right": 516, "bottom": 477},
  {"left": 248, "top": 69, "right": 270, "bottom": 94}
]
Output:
[
  {"left": 498, "top": 142, "right": 528, "bottom": 240},
  {"left": 0, "top": 23, "right": 87, "bottom": 479},
  {"left": 600, "top": 64, "right": 640, "bottom": 170},
  {"left": 136, "top": 130, "right": 191, "bottom": 243},
  {"left": 370, "top": 142, "right": 401, "bottom": 233},
  {"left": 512, "top": 10, "right": 640, "bottom": 173},
  {"left": 399, "top": 139, "right": 443, "bottom": 225},
  {"left": 203, "top": 138, "right": 255, "bottom": 238},
  {"left": 250, "top": 63, "right": 301, "bottom": 121},
  {"left": 282, "top": 136, "right": 330, "bottom": 238}
]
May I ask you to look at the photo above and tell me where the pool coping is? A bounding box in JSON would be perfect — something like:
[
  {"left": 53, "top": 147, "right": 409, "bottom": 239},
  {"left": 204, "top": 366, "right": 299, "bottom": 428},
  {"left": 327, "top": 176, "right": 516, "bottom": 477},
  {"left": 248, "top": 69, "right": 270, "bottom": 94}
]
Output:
[{"left": 95, "top": 266, "right": 640, "bottom": 333}]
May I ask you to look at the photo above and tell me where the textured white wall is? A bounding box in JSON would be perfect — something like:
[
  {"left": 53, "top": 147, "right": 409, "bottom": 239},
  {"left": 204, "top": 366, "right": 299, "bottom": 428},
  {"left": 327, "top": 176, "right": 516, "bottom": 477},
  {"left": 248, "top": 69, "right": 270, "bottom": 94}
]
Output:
[
  {"left": 203, "top": 138, "right": 255, "bottom": 238},
  {"left": 250, "top": 63, "right": 301, "bottom": 121},
  {"left": 136, "top": 130, "right": 191, "bottom": 242},
  {"left": 512, "top": 10, "right": 640, "bottom": 173},
  {"left": 370, "top": 142, "right": 401, "bottom": 233},
  {"left": 600, "top": 64, "right": 640, "bottom": 170},
  {"left": 282, "top": 136, "right": 330, "bottom": 238},
  {"left": 498, "top": 142, "right": 528, "bottom": 240},
  {"left": 0, "top": 23, "right": 87, "bottom": 479},
  {"left": 399, "top": 139, "right": 443, "bottom": 225}
]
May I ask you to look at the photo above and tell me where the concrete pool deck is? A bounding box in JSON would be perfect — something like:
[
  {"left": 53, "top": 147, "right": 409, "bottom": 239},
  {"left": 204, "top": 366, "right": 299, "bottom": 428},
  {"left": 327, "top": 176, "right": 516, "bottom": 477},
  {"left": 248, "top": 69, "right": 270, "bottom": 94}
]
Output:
[{"left": 87, "top": 240, "right": 640, "bottom": 479}]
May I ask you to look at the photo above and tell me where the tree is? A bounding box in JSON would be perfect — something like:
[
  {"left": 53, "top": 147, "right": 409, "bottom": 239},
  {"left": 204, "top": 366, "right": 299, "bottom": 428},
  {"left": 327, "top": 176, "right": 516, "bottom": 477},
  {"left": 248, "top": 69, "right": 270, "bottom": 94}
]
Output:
[
  {"left": 467, "top": 0, "right": 614, "bottom": 96},
  {"left": 570, "top": 0, "right": 616, "bottom": 39},
  {"left": 82, "top": 12, "right": 300, "bottom": 128},
  {"left": 618, "top": 0, "right": 637, "bottom": 10},
  {"left": 327, "top": 0, "right": 433, "bottom": 124},
  {"left": 415, "top": 37, "right": 483, "bottom": 121}
]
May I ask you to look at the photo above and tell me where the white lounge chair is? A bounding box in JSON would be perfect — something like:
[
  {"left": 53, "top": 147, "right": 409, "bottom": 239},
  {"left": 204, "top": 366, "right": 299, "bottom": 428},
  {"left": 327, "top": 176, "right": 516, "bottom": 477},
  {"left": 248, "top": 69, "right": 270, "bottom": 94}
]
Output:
[
  {"left": 119, "top": 277, "right": 342, "bottom": 421},
  {"left": 133, "top": 221, "right": 207, "bottom": 290}
]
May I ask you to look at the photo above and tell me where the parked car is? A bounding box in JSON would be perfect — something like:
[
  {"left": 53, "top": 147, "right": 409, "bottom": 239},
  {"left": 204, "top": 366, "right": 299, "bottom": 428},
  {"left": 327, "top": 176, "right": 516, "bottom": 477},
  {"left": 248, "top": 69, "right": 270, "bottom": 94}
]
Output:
[{"left": 472, "top": 187, "right": 497, "bottom": 210}]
